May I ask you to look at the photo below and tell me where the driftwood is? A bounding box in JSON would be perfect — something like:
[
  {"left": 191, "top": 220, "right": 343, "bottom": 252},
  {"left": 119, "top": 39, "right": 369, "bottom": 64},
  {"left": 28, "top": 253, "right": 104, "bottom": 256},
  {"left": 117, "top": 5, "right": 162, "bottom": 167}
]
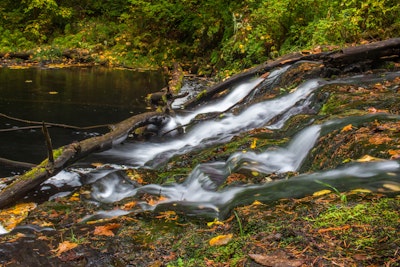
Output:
[
  {"left": 0, "top": 111, "right": 167, "bottom": 208},
  {"left": 183, "top": 38, "right": 400, "bottom": 108}
]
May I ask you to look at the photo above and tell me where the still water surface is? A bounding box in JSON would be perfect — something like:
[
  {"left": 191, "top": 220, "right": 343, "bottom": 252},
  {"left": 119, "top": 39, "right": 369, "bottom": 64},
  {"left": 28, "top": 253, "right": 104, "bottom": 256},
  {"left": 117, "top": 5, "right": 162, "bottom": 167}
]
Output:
[{"left": 0, "top": 66, "right": 165, "bottom": 174}]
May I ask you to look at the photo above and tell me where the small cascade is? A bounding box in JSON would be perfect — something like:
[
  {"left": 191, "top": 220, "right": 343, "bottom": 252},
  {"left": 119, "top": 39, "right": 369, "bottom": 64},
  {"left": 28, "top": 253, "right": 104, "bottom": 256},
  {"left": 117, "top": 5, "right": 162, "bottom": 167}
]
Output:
[
  {"left": 39, "top": 66, "right": 400, "bottom": 220},
  {"left": 88, "top": 116, "right": 400, "bottom": 218},
  {"left": 97, "top": 76, "right": 324, "bottom": 167}
]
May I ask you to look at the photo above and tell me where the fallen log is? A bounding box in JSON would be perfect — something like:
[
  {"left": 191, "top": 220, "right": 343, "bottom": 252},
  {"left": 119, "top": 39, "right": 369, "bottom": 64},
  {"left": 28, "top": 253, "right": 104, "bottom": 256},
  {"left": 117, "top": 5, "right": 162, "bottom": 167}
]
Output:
[
  {"left": 0, "top": 111, "right": 167, "bottom": 208},
  {"left": 183, "top": 38, "right": 400, "bottom": 109}
]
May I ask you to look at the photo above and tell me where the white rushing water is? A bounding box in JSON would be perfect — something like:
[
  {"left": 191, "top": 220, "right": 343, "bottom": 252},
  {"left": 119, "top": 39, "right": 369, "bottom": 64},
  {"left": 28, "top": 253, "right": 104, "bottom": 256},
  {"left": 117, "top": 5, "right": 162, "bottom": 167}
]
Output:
[
  {"left": 99, "top": 72, "right": 324, "bottom": 167},
  {"left": 42, "top": 68, "right": 400, "bottom": 219}
]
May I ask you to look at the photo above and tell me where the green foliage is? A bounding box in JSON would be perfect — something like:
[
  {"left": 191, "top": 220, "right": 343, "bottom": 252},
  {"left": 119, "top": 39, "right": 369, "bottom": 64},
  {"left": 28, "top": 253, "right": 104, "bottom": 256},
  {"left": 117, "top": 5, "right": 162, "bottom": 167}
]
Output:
[
  {"left": 0, "top": 0, "right": 399, "bottom": 71},
  {"left": 0, "top": 26, "right": 34, "bottom": 51}
]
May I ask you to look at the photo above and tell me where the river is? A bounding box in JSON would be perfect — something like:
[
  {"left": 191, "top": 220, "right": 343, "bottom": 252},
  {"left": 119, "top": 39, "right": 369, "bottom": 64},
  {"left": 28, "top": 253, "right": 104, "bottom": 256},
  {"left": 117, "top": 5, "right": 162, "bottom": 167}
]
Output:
[
  {"left": 1, "top": 63, "right": 400, "bottom": 223},
  {"left": 0, "top": 66, "right": 165, "bottom": 175}
]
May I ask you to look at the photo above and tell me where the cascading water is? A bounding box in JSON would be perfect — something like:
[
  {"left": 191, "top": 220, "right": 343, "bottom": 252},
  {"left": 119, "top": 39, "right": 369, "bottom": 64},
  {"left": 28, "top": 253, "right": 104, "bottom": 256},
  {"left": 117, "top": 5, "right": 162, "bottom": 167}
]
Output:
[{"left": 38, "top": 65, "right": 400, "bottom": 220}]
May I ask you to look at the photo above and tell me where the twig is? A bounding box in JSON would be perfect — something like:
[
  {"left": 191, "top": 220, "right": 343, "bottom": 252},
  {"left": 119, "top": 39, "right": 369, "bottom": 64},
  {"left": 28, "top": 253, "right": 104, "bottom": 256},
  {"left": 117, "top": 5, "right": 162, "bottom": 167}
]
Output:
[
  {"left": 0, "top": 126, "right": 43, "bottom": 132},
  {"left": 0, "top": 157, "right": 36, "bottom": 169},
  {"left": 42, "top": 122, "right": 54, "bottom": 164},
  {"left": 0, "top": 113, "right": 111, "bottom": 130}
]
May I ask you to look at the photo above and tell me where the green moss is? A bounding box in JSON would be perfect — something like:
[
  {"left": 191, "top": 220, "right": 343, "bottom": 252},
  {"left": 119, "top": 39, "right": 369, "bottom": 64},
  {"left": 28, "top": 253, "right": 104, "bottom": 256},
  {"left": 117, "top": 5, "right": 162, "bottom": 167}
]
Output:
[
  {"left": 304, "top": 198, "right": 400, "bottom": 249},
  {"left": 196, "top": 89, "right": 208, "bottom": 100}
]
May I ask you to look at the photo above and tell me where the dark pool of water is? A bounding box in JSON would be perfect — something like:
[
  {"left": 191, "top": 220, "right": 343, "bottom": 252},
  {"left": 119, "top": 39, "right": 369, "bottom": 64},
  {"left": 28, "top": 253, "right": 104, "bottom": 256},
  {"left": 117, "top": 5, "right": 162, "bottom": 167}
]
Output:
[{"left": 0, "top": 66, "right": 166, "bottom": 175}]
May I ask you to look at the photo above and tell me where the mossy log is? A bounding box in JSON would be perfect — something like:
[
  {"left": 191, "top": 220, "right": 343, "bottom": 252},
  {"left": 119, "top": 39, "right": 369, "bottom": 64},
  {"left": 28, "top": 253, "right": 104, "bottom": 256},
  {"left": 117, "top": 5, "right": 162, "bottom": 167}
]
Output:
[
  {"left": 0, "top": 111, "right": 167, "bottom": 208},
  {"left": 183, "top": 38, "right": 400, "bottom": 109}
]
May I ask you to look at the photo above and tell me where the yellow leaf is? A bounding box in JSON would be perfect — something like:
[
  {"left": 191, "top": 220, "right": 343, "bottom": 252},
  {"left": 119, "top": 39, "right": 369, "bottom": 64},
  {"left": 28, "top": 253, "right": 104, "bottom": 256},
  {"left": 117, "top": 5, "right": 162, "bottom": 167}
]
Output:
[
  {"left": 93, "top": 223, "right": 121, "bottom": 236},
  {"left": 250, "top": 138, "right": 257, "bottom": 149},
  {"left": 356, "top": 155, "right": 383, "bottom": 162},
  {"left": 383, "top": 183, "right": 400, "bottom": 192},
  {"left": 209, "top": 234, "right": 233, "bottom": 246},
  {"left": 341, "top": 124, "right": 353, "bottom": 132},
  {"left": 52, "top": 241, "right": 78, "bottom": 257},
  {"left": 313, "top": 189, "right": 332, "bottom": 196},
  {"left": 251, "top": 200, "right": 263, "bottom": 206},
  {"left": 251, "top": 171, "right": 259, "bottom": 176},
  {"left": 48, "top": 91, "right": 58, "bottom": 95},
  {"left": 0, "top": 202, "right": 36, "bottom": 232},
  {"left": 69, "top": 192, "right": 80, "bottom": 201},
  {"left": 207, "top": 218, "right": 224, "bottom": 227},
  {"left": 349, "top": 188, "right": 372, "bottom": 194}
]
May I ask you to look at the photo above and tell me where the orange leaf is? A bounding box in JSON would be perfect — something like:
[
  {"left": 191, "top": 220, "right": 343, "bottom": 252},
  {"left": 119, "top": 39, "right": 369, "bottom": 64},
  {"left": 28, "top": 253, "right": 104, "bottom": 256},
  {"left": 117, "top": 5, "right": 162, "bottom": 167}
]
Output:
[
  {"left": 121, "top": 201, "right": 137, "bottom": 210},
  {"left": 388, "top": 149, "right": 400, "bottom": 160},
  {"left": 93, "top": 223, "right": 121, "bottom": 236},
  {"left": 368, "top": 136, "right": 392, "bottom": 145},
  {"left": 148, "top": 196, "right": 168, "bottom": 206},
  {"left": 52, "top": 241, "right": 78, "bottom": 257},
  {"left": 209, "top": 234, "right": 233, "bottom": 246},
  {"left": 341, "top": 124, "right": 353, "bottom": 132}
]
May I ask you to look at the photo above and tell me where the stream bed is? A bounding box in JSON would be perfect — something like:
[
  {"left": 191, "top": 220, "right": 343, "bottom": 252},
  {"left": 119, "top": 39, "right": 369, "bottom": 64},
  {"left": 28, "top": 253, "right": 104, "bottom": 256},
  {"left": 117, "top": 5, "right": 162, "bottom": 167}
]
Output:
[
  {"left": 2, "top": 61, "right": 398, "bottom": 220},
  {"left": 0, "top": 60, "right": 399, "bottom": 266}
]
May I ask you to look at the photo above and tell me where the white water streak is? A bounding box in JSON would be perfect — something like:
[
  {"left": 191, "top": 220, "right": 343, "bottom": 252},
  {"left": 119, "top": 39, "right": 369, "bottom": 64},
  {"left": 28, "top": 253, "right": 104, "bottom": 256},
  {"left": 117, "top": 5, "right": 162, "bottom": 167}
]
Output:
[{"left": 101, "top": 77, "right": 323, "bottom": 166}]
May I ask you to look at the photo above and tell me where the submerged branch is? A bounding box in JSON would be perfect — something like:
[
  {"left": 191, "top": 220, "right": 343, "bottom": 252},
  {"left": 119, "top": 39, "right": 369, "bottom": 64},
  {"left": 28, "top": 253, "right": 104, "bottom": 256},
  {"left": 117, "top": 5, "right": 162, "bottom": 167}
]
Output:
[
  {"left": 0, "top": 113, "right": 111, "bottom": 130},
  {"left": 0, "top": 158, "right": 36, "bottom": 169}
]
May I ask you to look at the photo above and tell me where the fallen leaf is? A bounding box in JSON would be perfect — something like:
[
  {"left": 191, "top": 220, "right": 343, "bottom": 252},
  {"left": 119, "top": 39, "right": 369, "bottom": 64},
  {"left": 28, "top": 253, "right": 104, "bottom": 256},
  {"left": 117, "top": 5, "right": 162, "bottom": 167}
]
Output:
[
  {"left": 341, "top": 124, "right": 353, "bottom": 132},
  {"left": 207, "top": 218, "right": 224, "bottom": 227},
  {"left": 121, "top": 201, "right": 137, "bottom": 210},
  {"left": 251, "top": 200, "right": 264, "bottom": 206},
  {"left": 0, "top": 202, "right": 37, "bottom": 232},
  {"left": 48, "top": 91, "right": 58, "bottom": 95},
  {"left": 93, "top": 223, "right": 121, "bottom": 236},
  {"left": 69, "top": 192, "right": 80, "bottom": 201},
  {"left": 91, "top": 162, "right": 104, "bottom": 168},
  {"left": 382, "top": 183, "right": 400, "bottom": 191},
  {"left": 52, "top": 241, "right": 78, "bottom": 257},
  {"left": 368, "top": 136, "right": 392, "bottom": 145},
  {"left": 249, "top": 253, "right": 304, "bottom": 267},
  {"left": 209, "top": 234, "right": 233, "bottom": 246},
  {"left": 356, "top": 155, "right": 383, "bottom": 162},
  {"left": 313, "top": 189, "right": 332, "bottom": 196},
  {"left": 388, "top": 149, "right": 400, "bottom": 160},
  {"left": 250, "top": 138, "right": 257, "bottom": 149},
  {"left": 148, "top": 196, "right": 168, "bottom": 206},
  {"left": 349, "top": 188, "right": 372, "bottom": 194}
]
